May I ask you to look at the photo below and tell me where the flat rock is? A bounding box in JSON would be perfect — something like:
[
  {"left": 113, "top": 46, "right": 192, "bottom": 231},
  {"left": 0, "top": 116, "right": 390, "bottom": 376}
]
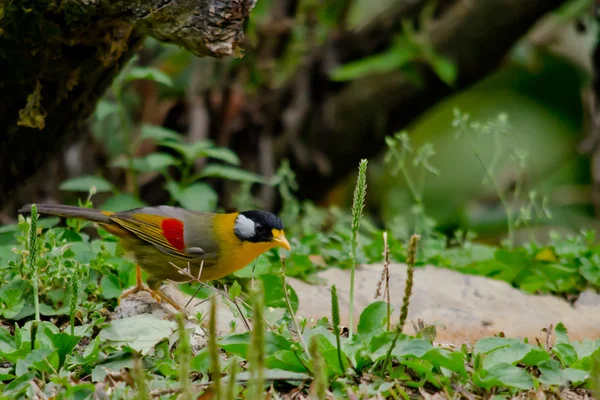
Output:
[{"left": 288, "top": 264, "right": 600, "bottom": 344}]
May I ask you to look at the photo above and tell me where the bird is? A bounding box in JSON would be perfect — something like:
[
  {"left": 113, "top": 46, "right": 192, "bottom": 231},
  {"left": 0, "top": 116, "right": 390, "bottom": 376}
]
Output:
[{"left": 18, "top": 204, "right": 291, "bottom": 313}]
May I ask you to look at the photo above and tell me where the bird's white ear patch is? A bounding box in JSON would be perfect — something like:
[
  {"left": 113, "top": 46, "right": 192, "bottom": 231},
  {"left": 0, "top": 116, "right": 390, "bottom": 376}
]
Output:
[{"left": 234, "top": 214, "right": 255, "bottom": 239}]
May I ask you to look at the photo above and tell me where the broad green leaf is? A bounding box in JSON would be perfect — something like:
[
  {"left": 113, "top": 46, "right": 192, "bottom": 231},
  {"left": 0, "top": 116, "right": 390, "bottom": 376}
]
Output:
[
  {"left": 91, "top": 355, "right": 134, "bottom": 382},
  {"left": 260, "top": 273, "right": 299, "bottom": 313},
  {"left": 16, "top": 348, "right": 59, "bottom": 376},
  {"left": 357, "top": 301, "right": 388, "bottom": 338},
  {"left": 141, "top": 124, "right": 182, "bottom": 142},
  {"left": 219, "top": 332, "right": 294, "bottom": 359},
  {"left": 124, "top": 66, "right": 173, "bottom": 87},
  {"left": 552, "top": 343, "right": 578, "bottom": 367},
  {"left": 0, "top": 327, "right": 15, "bottom": 352},
  {"left": 200, "top": 147, "right": 240, "bottom": 166},
  {"left": 191, "top": 348, "right": 211, "bottom": 373},
  {"left": 101, "top": 194, "right": 147, "bottom": 212},
  {"left": 222, "top": 369, "right": 310, "bottom": 383},
  {"left": 554, "top": 322, "right": 570, "bottom": 344},
  {"left": 158, "top": 140, "right": 212, "bottom": 164},
  {"left": 0, "top": 289, "right": 25, "bottom": 319},
  {"left": 538, "top": 359, "right": 566, "bottom": 386},
  {"left": 475, "top": 363, "right": 534, "bottom": 390},
  {"left": 474, "top": 337, "right": 520, "bottom": 354},
  {"left": 265, "top": 350, "right": 309, "bottom": 372},
  {"left": 99, "top": 315, "right": 177, "bottom": 355},
  {"left": 563, "top": 367, "right": 589, "bottom": 385},
  {"left": 59, "top": 175, "right": 114, "bottom": 193},
  {"left": 330, "top": 36, "right": 419, "bottom": 81},
  {"left": 229, "top": 281, "right": 242, "bottom": 300},
  {"left": 169, "top": 182, "right": 218, "bottom": 212},
  {"left": 44, "top": 327, "right": 81, "bottom": 370},
  {"left": 482, "top": 343, "right": 532, "bottom": 370},
  {"left": 199, "top": 164, "right": 265, "bottom": 183},
  {"left": 1, "top": 371, "right": 36, "bottom": 397},
  {"left": 64, "top": 384, "right": 96, "bottom": 400},
  {"left": 422, "top": 348, "right": 467, "bottom": 377},
  {"left": 138, "top": 153, "right": 179, "bottom": 172}
]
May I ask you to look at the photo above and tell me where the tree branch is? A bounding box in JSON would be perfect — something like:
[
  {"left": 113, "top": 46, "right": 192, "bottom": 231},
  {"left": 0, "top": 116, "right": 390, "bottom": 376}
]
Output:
[
  {"left": 283, "top": 0, "right": 567, "bottom": 201},
  {"left": 0, "top": 0, "right": 255, "bottom": 208}
]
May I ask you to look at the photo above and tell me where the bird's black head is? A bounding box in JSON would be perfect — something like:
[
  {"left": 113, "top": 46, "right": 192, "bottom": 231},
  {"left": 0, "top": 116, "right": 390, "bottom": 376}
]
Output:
[{"left": 233, "top": 210, "right": 290, "bottom": 249}]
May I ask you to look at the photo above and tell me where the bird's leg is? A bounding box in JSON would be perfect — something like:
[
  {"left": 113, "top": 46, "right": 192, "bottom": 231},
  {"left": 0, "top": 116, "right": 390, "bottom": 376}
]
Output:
[
  {"left": 118, "top": 265, "right": 162, "bottom": 304},
  {"left": 151, "top": 287, "right": 190, "bottom": 318}
]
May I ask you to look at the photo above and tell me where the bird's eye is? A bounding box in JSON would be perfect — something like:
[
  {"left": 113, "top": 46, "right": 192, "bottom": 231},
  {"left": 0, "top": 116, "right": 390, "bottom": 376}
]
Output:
[{"left": 255, "top": 223, "right": 267, "bottom": 234}]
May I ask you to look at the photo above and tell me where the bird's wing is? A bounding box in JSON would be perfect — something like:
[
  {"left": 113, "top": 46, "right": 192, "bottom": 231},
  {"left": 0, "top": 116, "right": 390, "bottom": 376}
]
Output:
[{"left": 107, "top": 208, "right": 201, "bottom": 260}]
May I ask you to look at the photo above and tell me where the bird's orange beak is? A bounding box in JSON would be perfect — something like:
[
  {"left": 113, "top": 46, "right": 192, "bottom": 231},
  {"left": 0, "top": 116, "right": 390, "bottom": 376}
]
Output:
[{"left": 272, "top": 229, "right": 291, "bottom": 251}]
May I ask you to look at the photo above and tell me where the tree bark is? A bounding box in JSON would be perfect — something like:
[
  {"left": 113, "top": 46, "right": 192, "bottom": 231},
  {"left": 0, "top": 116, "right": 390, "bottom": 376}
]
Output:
[
  {"left": 0, "top": 0, "right": 255, "bottom": 207},
  {"left": 281, "top": 0, "right": 567, "bottom": 202}
]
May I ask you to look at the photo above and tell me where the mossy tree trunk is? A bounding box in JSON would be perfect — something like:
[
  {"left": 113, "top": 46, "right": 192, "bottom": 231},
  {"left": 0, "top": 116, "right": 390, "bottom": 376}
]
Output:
[{"left": 0, "top": 0, "right": 254, "bottom": 207}]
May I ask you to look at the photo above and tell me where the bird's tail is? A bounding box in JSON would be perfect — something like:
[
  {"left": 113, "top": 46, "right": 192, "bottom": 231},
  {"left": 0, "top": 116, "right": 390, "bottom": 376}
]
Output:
[{"left": 18, "top": 204, "right": 112, "bottom": 223}]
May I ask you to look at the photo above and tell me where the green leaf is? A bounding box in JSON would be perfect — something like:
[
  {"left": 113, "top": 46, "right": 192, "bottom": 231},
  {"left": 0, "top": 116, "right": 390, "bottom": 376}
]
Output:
[
  {"left": 94, "top": 100, "right": 120, "bottom": 121},
  {"left": 229, "top": 281, "right": 242, "bottom": 300},
  {"left": 59, "top": 175, "right": 114, "bottom": 193},
  {"left": 538, "top": 359, "right": 566, "bottom": 386},
  {"left": 141, "top": 124, "right": 182, "bottom": 142},
  {"left": 223, "top": 368, "right": 310, "bottom": 383},
  {"left": 482, "top": 343, "right": 532, "bottom": 370},
  {"left": 44, "top": 327, "right": 81, "bottom": 370},
  {"left": 2, "top": 371, "right": 36, "bottom": 397},
  {"left": 167, "top": 182, "right": 218, "bottom": 212},
  {"left": 199, "top": 164, "right": 265, "bottom": 183},
  {"left": 191, "top": 348, "right": 211, "bottom": 373},
  {"left": 552, "top": 343, "right": 578, "bottom": 367},
  {"left": 0, "top": 327, "right": 15, "bottom": 352},
  {"left": 100, "top": 274, "right": 123, "bottom": 299},
  {"left": 99, "top": 315, "right": 177, "bottom": 355},
  {"left": 158, "top": 140, "right": 213, "bottom": 164},
  {"left": 219, "top": 332, "right": 294, "bottom": 359},
  {"left": 554, "top": 322, "right": 570, "bottom": 344},
  {"left": 474, "top": 337, "right": 520, "bottom": 354},
  {"left": 260, "top": 273, "right": 299, "bottom": 313},
  {"left": 330, "top": 37, "right": 419, "bottom": 81},
  {"left": 422, "top": 348, "right": 467, "bottom": 377},
  {"left": 138, "top": 153, "right": 179, "bottom": 172},
  {"left": 475, "top": 363, "right": 535, "bottom": 390},
  {"left": 124, "top": 66, "right": 173, "bottom": 87},
  {"left": 265, "top": 350, "right": 309, "bottom": 372},
  {"left": 101, "top": 194, "right": 147, "bottom": 212},
  {"left": 91, "top": 355, "right": 134, "bottom": 382},
  {"left": 0, "top": 289, "right": 25, "bottom": 319},
  {"left": 199, "top": 147, "right": 240, "bottom": 166},
  {"left": 427, "top": 53, "right": 457, "bottom": 86},
  {"left": 64, "top": 384, "right": 96, "bottom": 400},
  {"left": 357, "top": 301, "right": 388, "bottom": 338},
  {"left": 563, "top": 368, "right": 589, "bottom": 385}
]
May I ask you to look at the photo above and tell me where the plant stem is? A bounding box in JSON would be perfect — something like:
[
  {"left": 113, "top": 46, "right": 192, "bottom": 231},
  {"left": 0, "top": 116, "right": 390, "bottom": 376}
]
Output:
[
  {"left": 381, "top": 234, "right": 420, "bottom": 377},
  {"left": 27, "top": 204, "right": 40, "bottom": 322},
  {"left": 177, "top": 314, "right": 193, "bottom": 400},
  {"left": 331, "top": 285, "right": 345, "bottom": 374},
  {"left": 349, "top": 159, "right": 368, "bottom": 337},
  {"left": 209, "top": 296, "right": 222, "bottom": 399},
  {"left": 248, "top": 281, "right": 265, "bottom": 400},
  {"left": 398, "top": 234, "right": 419, "bottom": 331},
  {"left": 280, "top": 258, "right": 309, "bottom": 357},
  {"left": 474, "top": 150, "right": 514, "bottom": 248}
]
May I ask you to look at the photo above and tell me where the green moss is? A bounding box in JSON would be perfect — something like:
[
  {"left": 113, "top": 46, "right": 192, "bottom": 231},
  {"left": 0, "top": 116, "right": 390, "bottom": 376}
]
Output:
[{"left": 18, "top": 81, "right": 47, "bottom": 130}]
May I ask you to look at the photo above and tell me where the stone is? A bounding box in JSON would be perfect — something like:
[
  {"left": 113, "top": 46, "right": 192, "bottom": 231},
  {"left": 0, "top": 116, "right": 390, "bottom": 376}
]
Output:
[{"left": 288, "top": 264, "right": 600, "bottom": 344}]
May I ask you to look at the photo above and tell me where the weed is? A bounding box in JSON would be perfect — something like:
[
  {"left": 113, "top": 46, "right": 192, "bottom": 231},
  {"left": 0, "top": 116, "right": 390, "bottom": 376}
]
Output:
[{"left": 349, "top": 159, "right": 368, "bottom": 336}]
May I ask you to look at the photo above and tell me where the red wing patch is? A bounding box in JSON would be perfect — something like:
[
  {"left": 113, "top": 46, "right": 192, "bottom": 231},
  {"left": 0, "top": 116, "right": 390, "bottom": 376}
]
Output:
[{"left": 160, "top": 218, "right": 185, "bottom": 251}]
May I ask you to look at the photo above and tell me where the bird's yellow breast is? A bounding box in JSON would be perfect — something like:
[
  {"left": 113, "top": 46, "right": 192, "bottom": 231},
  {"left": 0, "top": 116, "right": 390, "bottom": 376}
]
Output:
[{"left": 206, "top": 213, "right": 277, "bottom": 280}]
